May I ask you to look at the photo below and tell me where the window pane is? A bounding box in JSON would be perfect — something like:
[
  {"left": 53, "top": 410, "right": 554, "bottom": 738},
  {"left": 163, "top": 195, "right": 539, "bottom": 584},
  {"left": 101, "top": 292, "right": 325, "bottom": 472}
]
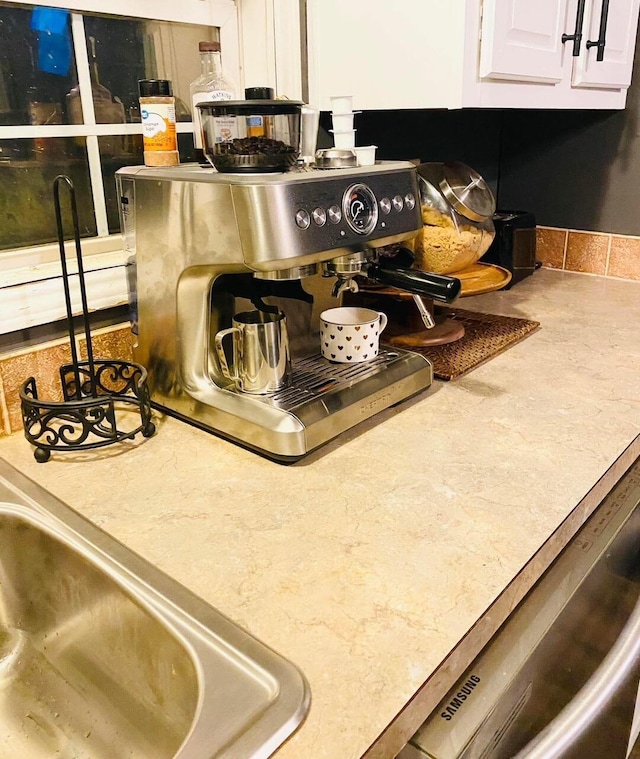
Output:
[
  {"left": 0, "top": 3, "right": 78, "bottom": 128},
  {"left": 0, "top": 8, "right": 212, "bottom": 254},
  {"left": 82, "top": 15, "right": 217, "bottom": 125},
  {"left": 0, "top": 138, "right": 95, "bottom": 250}
]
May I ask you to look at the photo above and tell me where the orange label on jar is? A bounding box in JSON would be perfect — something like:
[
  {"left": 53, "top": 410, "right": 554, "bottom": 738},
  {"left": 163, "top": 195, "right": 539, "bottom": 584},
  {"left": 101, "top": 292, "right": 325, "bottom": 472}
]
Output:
[{"left": 141, "top": 103, "right": 177, "bottom": 152}]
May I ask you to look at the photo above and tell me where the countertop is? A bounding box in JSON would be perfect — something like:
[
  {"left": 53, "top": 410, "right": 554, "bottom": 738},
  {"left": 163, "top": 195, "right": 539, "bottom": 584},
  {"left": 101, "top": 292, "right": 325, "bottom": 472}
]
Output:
[{"left": 1, "top": 268, "right": 640, "bottom": 759}]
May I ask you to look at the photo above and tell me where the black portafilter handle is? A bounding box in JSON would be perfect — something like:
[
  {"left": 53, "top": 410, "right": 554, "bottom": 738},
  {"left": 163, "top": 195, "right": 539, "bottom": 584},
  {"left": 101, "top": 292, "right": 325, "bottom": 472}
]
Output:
[{"left": 366, "top": 263, "right": 461, "bottom": 304}]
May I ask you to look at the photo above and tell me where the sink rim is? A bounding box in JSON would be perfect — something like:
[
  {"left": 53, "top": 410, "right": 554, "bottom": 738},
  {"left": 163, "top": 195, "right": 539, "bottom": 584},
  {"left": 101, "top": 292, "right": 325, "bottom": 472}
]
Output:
[{"left": 0, "top": 458, "right": 311, "bottom": 759}]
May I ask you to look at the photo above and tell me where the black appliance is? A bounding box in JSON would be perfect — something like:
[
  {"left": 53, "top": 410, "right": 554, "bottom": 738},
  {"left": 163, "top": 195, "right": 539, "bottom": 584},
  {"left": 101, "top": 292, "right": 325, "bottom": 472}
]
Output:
[{"left": 481, "top": 210, "right": 537, "bottom": 288}]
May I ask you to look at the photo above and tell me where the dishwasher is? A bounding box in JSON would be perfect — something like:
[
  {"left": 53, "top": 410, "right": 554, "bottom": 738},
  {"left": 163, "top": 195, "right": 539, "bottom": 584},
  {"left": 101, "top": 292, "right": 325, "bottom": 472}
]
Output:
[{"left": 399, "top": 453, "right": 640, "bottom": 759}]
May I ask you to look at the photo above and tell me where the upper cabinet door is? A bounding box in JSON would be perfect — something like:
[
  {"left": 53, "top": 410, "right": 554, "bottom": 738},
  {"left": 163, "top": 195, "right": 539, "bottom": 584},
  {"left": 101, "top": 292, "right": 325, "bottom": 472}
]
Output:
[
  {"left": 479, "top": 0, "right": 568, "bottom": 82},
  {"left": 572, "top": 0, "right": 640, "bottom": 88},
  {"left": 304, "top": 0, "right": 468, "bottom": 110}
]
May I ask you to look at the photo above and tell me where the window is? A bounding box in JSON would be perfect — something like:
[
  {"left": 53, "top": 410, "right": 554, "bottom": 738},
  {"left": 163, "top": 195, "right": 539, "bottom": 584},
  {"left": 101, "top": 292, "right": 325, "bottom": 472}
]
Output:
[{"left": 0, "top": 0, "right": 239, "bottom": 334}]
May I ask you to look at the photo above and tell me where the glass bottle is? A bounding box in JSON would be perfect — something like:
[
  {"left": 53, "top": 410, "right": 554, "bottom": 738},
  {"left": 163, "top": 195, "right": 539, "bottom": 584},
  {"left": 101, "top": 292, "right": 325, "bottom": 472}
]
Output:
[
  {"left": 190, "top": 41, "right": 237, "bottom": 166},
  {"left": 26, "top": 55, "right": 64, "bottom": 161},
  {"left": 66, "top": 36, "right": 126, "bottom": 156}
]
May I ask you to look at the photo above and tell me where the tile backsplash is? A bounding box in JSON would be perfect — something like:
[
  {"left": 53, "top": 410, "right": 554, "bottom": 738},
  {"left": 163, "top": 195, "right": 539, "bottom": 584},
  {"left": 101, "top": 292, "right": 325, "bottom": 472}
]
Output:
[
  {"left": 536, "top": 226, "right": 640, "bottom": 281},
  {"left": 2, "top": 225, "right": 640, "bottom": 440},
  {"left": 0, "top": 324, "right": 133, "bottom": 438}
]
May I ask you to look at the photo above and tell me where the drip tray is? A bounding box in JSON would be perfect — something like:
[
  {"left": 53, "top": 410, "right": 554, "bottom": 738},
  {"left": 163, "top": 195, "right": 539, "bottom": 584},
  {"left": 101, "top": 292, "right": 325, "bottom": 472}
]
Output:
[
  {"left": 175, "top": 346, "right": 433, "bottom": 459},
  {"left": 261, "top": 349, "right": 403, "bottom": 410}
]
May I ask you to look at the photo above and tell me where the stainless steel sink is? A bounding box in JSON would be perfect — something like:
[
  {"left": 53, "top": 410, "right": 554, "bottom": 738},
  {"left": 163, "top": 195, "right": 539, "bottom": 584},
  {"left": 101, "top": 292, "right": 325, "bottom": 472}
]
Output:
[{"left": 0, "top": 458, "right": 310, "bottom": 759}]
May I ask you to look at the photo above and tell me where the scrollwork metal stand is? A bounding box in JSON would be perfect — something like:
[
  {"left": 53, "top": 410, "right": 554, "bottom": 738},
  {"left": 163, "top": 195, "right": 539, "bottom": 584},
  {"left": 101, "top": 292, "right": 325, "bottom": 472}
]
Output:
[{"left": 20, "top": 175, "right": 155, "bottom": 462}]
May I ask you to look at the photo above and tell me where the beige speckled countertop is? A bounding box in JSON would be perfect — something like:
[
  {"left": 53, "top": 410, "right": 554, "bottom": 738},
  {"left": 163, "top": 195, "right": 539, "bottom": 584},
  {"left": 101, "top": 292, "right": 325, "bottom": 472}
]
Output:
[{"left": 1, "top": 268, "right": 640, "bottom": 759}]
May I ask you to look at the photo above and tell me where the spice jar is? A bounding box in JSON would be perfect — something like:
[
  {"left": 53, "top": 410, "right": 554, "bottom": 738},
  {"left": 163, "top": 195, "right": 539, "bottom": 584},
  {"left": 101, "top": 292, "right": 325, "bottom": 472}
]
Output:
[
  {"left": 138, "top": 79, "right": 179, "bottom": 167},
  {"left": 412, "top": 162, "right": 496, "bottom": 274}
]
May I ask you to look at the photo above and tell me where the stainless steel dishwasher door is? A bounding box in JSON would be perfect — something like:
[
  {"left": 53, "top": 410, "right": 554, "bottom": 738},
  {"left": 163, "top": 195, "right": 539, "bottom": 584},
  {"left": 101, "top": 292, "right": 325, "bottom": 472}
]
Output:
[{"left": 400, "top": 454, "right": 640, "bottom": 759}]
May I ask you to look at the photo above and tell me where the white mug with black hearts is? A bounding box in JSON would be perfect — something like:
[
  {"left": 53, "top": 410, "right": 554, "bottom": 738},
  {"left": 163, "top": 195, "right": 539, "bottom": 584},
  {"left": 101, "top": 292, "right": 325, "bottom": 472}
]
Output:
[{"left": 319, "top": 306, "right": 388, "bottom": 363}]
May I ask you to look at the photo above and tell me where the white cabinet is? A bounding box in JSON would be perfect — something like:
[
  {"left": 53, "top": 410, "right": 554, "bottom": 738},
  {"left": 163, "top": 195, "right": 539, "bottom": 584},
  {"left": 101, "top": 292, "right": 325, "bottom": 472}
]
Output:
[
  {"left": 479, "top": 0, "right": 569, "bottom": 83},
  {"left": 482, "top": 0, "right": 640, "bottom": 93},
  {"left": 573, "top": 0, "right": 640, "bottom": 88},
  {"left": 238, "top": 0, "right": 640, "bottom": 110},
  {"left": 303, "top": 1, "right": 469, "bottom": 110}
]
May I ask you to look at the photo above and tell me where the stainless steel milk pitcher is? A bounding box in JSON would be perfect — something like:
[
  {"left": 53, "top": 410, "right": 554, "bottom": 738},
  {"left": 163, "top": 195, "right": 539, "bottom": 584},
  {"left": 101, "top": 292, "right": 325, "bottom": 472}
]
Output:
[{"left": 214, "top": 311, "right": 291, "bottom": 394}]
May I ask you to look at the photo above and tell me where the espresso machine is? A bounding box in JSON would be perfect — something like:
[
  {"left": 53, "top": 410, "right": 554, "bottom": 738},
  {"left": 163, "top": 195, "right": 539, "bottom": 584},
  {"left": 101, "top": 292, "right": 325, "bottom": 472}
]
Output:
[{"left": 116, "top": 162, "right": 460, "bottom": 461}]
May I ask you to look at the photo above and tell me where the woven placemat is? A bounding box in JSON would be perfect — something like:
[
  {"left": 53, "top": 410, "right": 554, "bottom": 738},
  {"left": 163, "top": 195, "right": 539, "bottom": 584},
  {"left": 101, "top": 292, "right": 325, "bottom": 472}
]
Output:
[{"left": 410, "top": 307, "right": 540, "bottom": 380}]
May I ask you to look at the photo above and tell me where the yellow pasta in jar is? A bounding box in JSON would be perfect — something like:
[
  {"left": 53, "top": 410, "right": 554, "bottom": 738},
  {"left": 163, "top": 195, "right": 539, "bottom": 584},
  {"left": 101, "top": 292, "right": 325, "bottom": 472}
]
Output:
[{"left": 413, "top": 206, "right": 485, "bottom": 274}]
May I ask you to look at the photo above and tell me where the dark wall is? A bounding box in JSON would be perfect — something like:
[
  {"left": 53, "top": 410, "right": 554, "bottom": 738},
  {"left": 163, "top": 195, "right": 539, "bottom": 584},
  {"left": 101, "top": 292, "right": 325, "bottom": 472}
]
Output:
[
  {"left": 497, "top": 109, "right": 625, "bottom": 230},
  {"left": 498, "top": 40, "right": 640, "bottom": 235},
  {"left": 344, "top": 25, "right": 640, "bottom": 236},
  {"left": 344, "top": 108, "right": 504, "bottom": 197}
]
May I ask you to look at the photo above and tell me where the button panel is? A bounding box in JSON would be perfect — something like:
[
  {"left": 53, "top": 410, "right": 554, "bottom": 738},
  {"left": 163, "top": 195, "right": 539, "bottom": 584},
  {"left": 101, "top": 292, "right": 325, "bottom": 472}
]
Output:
[
  {"left": 294, "top": 188, "right": 418, "bottom": 239},
  {"left": 241, "top": 166, "right": 423, "bottom": 266}
]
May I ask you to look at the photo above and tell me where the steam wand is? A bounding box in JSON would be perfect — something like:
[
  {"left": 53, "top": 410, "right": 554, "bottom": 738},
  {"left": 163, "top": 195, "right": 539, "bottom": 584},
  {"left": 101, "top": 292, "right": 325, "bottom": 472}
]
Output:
[{"left": 411, "top": 294, "right": 436, "bottom": 329}]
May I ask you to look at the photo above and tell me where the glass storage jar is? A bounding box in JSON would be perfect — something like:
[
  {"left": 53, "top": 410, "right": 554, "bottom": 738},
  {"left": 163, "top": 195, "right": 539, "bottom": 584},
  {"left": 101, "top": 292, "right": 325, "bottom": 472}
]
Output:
[{"left": 413, "top": 162, "right": 496, "bottom": 274}]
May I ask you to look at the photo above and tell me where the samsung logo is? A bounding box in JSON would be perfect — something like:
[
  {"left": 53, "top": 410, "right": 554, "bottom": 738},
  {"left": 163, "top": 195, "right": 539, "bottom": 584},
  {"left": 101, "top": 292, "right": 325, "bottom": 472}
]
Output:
[{"left": 440, "top": 675, "right": 481, "bottom": 721}]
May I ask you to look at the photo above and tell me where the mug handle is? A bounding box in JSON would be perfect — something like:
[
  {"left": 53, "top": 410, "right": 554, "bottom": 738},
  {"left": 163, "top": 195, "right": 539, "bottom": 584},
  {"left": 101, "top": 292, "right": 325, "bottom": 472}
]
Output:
[
  {"left": 214, "top": 327, "right": 239, "bottom": 383},
  {"left": 377, "top": 312, "right": 388, "bottom": 334}
]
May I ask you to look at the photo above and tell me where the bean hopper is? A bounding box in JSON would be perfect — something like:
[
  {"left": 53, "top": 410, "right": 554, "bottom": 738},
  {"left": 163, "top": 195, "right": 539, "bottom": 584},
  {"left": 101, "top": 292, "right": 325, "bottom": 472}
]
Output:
[{"left": 196, "top": 99, "right": 304, "bottom": 172}]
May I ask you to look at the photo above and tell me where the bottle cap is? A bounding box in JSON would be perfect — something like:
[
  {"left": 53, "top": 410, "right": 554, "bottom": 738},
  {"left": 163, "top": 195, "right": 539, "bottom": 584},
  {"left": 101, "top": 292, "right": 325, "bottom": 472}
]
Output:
[
  {"left": 245, "top": 86, "right": 275, "bottom": 100},
  {"left": 199, "top": 40, "right": 221, "bottom": 53},
  {"left": 138, "top": 79, "right": 173, "bottom": 98}
]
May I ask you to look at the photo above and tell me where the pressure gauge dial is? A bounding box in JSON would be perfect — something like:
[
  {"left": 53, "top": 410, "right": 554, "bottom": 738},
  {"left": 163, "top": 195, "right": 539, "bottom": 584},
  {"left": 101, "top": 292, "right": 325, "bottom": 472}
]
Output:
[{"left": 342, "top": 183, "right": 378, "bottom": 235}]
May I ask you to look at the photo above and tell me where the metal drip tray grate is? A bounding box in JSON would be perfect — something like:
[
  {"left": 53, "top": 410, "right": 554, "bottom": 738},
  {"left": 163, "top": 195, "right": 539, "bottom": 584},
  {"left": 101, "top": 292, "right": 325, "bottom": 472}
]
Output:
[
  {"left": 263, "top": 349, "right": 402, "bottom": 411},
  {"left": 197, "top": 345, "right": 431, "bottom": 458}
]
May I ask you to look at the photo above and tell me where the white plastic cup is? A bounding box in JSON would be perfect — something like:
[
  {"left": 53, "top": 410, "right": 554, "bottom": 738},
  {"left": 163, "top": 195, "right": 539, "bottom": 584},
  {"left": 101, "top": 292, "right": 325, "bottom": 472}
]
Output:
[
  {"left": 331, "top": 112, "right": 354, "bottom": 131},
  {"left": 331, "top": 129, "right": 356, "bottom": 149},
  {"left": 329, "top": 95, "right": 353, "bottom": 113},
  {"left": 354, "top": 145, "right": 378, "bottom": 166}
]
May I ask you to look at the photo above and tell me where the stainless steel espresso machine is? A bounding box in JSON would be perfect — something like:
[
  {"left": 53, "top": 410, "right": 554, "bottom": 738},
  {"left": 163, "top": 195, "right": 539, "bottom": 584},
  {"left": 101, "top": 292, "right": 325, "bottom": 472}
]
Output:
[{"left": 116, "top": 162, "right": 460, "bottom": 461}]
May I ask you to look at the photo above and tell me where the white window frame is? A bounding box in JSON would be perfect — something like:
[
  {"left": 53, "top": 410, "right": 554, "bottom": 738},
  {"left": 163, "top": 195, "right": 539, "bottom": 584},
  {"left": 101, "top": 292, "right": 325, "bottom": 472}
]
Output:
[{"left": 0, "top": 0, "right": 240, "bottom": 334}]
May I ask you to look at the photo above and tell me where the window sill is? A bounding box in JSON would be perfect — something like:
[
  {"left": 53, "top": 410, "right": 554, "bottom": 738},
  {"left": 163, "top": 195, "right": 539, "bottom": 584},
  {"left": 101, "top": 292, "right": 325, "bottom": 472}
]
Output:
[
  {"left": 1, "top": 239, "right": 129, "bottom": 335},
  {"left": 0, "top": 235, "right": 125, "bottom": 285}
]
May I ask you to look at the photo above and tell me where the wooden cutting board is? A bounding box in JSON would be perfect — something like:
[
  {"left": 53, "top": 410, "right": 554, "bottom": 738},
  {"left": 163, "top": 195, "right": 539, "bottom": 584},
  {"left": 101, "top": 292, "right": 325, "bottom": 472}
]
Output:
[{"left": 456, "top": 262, "right": 512, "bottom": 296}]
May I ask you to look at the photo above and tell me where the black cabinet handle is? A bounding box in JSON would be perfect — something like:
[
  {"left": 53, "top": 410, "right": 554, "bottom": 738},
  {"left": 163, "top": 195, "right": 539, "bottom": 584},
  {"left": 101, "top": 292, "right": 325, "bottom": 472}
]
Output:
[
  {"left": 586, "top": 0, "right": 610, "bottom": 61},
  {"left": 562, "top": 0, "right": 587, "bottom": 56}
]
